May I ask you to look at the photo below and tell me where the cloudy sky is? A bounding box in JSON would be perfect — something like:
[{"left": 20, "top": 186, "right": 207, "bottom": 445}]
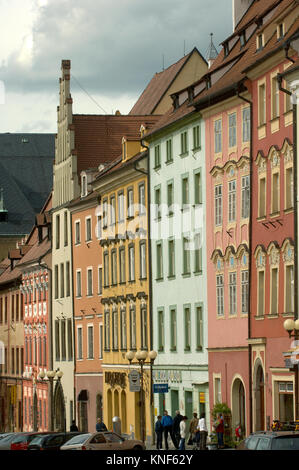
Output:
[{"left": 0, "top": 0, "right": 233, "bottom": 133}]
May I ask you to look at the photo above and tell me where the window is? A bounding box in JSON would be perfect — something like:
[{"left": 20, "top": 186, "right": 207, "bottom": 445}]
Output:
[
  {"left": 110, "top": 196, "right": 116, "bottom": 225},
  {"left": 87, "top": 268, "right": 93, "bottom": 296},
  {"left": 257, "top": 34, "right": 263, "bottom": 50},
  {"left": 216, "top": 274, "right": 224, "bottom": 316},
  {"left": 285, "top": 167, "right": 293, "bottom": 209},
  {"left": 183, "top": 237, "right": 191, "bottom": 275},
  {"left": 182, "top": 176, "right": 189, "bottom": 206},
  {"left": 214, "top": 119, "right": 222, "bottom": 153},
  {"left": 60, "top": 263, "right": 64, "bottom": 298},
  {"left": 76, "top": 270, "right": 82, "bottom": 297},
  {"left": 272, "top": 75, "right": 279, "bottom": 119},
  {"left": 54, "top": 265, "right": 59, "bottom": 299},
  {"left": 167, "top": 181, "right": 174, "bottom": 216},
  {"left": 118, "top": 191, "right": 125, "bottom": 222},
  {"left": 242, "top": 107, "right": 250, "bottom": 142},
  {"left": 75, "top": 221, "right": 81, "bottom": 245},
  {"left": 184, "top": 306, "right": 191, "bottom": 351},
  {"left": 86, "top": 217, "right": 92, "bottom": 242},
  {"left": 271, "top": 267, "right": 278, "bottom": 314},
  {"left": 112, "top": 309, "right": 118, "bottom": 350},
  {"left": 154, "top": 145, "right": 161, "bottom": 168},
  {"left": 180, "top": 131, "right": 188, "bottom": 155},
  {"left": 258, "top": 83, "right": 266, "bottom": 125},
  {"left": 66, "top": 261, "right": 70, "bottom": 297},
  {"left": 156, "top": 242, "right": 163, "bottom": 279},
  {"left": 139, "top": 242, "right": 147, "bottom": 280},
  {"left": 120, "top": 308, "right": 127, "bottom": 350},
  {"left": 277, "top": 23, "right": 284, "bottom": 39},
  {"left": 111, "top": 251, "right": 117, "bottom": 286},
  {"left": 155, "top": 186, "right": 161, "bottom": 219},
  {"left": 166, "top": 139, "right": 173, "bottom": 162},
  {"left": 196, "top": 305, "right": 203, "bottom": 350},
  {"left": 215, "top": 185, "right": 223, "bottom": 226},
  {"left": 61, "top": 319, "right": 66, "bottom": 361},
  {"left": 98, "top": 267, "right": 103, "bottom": 295},
  {"left": 56, "top": 214, "right": 60, "bottom": 250},
  {"left": 215, "top": 377, "right": 222, "bottom": 403},
  {"left": 170, "top": 308, "right": 177, "bottom": 351},
  {"left": 240, "top": 31, "right": 246, "bottom": 47},
  {"left": 81, "top": 175, "right": 87, "bottom": 197},
  {"left": 259, "top": 177, "right": 266, "bottom": 218},
  {"left": 99, "top": 324, "right": 103, "bottom": 359},
  {"left": 194, "top": 171, "right": 202, "bottom": 205},
  {"left": 229, "top": 272, "right": 237, "bottom": 315},
  {"left": 64, "top": 211, "right": 68, "bottom": 246},
  {"left": 105, "top": 311, "right": 110, "bottom": 350},
  {"left": 55, "top": 320, "right": 60, "bottom": 361},
  {"left": 127, "top": 188, "right": 134, "bottom": 218},
  {"left": 168, "top": 239, "right": 175, "bottom": 278},
  {"left": 194, "top": 233, "right": 202, "bottom": 273},
  {"left": 87, "top": 325, "right": 94, "bottom": 359},
  {"left": 139, "top": 183, "right": 146, "bottom": 215},
  {"left": 272, "top": 172, "right": 279, "bottom": 214},
  {"left": 103, "top": 199, "right": 108, "bottom": 228},
  {"left": 43, "top": 336, "right": 47, "bottom": 366},
  {"left": 241, "top": 270, "right": 249, "bottom": 314},
  {"left": 130, "top": 306, "right": 136, "bottom": 350},
  {"left": 285, "top": 265, "right": 294, "bottom": 313},
  {"left": 258, "top": 270, "right": 265, "bottom": 316},
  {"left": 228, "top": 180, "right": 236, "bottom": 222},
  {"left": 11, "top": 347, "right": 15, "bottom": 374},
  {"left": 193, "top": 125, "right": 201, "bottom": 149},
  {"left": 228, "top": 113, "right": 237, "bottom": 147},
  {"left": 141, "top": 306, "right": 148, "bottom": 350},
  {"left": 242, "top": 175, "right": 250, "bottom": 218},
  {"left": 128, "top": 245, "right": 135, "bottom": 282},
  {"left": 158, "top": 309, "right": 164, "bottom": 351},
  {"left": 77, "top": 327, "right": 83, "bottom": 359},
  {"left": 119, "top": 248, "right": 126, "bottom": 284},
  {"left": 104, "top": 252, "right": 109, "bottom": 287}
]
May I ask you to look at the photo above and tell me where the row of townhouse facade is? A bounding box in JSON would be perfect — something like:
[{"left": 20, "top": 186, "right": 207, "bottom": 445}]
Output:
[{"left": 0, "top": 0, "right": 299, "bottom": 447}]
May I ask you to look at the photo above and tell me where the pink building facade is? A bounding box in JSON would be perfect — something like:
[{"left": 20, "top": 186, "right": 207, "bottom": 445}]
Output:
[{"left": 204, "top": 95, "right": 251, "bottom": 435}]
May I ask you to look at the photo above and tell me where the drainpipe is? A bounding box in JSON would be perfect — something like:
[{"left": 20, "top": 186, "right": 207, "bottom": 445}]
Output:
[
  {"left": 277, "top": 73, "right": 298, "bottom": 420},
  {"left": 237, "top": 88, "right": 253, "bottom": 435}
]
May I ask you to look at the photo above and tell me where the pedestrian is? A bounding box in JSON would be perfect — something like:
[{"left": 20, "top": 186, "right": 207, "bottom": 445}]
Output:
[
  {"left": 70, "top": 420, "right": 78, "bottom": 431},
  {"left": 235, "top": 423, "right": 242, "bottom": 442},
  {"left": 155, "top": 415, "right": 163, "bottom": 450},
  {"left": 172, "top": 410, "right": 183, "bottom": 448},
  {"left": 215, "top": 413, "right": 224, "bottom": 449},
  {"left": 96, "top": 417, "right": 108, "bottom": 432},
  {"left": 179, "top": 416, "right": 188, "bottom": 450},
  {"left": 161, "top": 410, "right": 178, "bottom": 449},
  {"left": 198, "top": 412, "right": 208, "bottom": 450},
  {"left": 188, "top": 412, "right": 199, "bottom": 446}
]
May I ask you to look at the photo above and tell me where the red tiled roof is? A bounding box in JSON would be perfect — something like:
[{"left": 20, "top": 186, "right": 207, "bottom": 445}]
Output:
[
  {"left": 73, "top": 114, "right": 160, "bottom": 175},
  {"left": 17, "top": 237, "right": 51, "bottom": 268},
  {"left": 235, "top": 0, "right": 282, "bottom": 32},
  {"left": 129, "top": 49, "right": 205, "bottom": 115}
]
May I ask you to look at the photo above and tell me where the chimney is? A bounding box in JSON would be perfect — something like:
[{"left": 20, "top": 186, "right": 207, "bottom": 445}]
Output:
[{"left": 233, "top": 0, "right": 254, "bottom": 30}]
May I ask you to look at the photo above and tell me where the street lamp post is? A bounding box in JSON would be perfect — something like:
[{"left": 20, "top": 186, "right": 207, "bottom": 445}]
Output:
[
  {"left": 283, "top": 319, "right": 299, "bottom": 421},
  {"left": 126, "top": 350, "right": 157, "bottom": 444},
  {"left": 39, "top": 369, "right": 63, "bottom": 431}
]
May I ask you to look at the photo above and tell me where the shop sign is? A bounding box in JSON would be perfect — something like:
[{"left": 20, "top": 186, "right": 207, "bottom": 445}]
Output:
[
  {"left": 128, "top": 370, "right": 140, "bottom": 392},
  {"left": 153, "top": 383, "right": 169, "bottom": 394}
]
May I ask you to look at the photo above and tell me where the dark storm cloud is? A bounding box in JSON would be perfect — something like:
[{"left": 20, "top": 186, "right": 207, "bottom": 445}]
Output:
[{"left": 0, "top": 0, "right": 232, "bottom": 99}]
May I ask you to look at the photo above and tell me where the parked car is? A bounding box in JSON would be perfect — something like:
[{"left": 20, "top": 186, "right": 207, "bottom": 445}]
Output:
[
  {"left": 60, "top": 431, "right": 146, "bottom": 451},
  {"left": 27, "top": 432, "right": 83, "bottom": 450},
  {"left": 237, "top": 431, "right": 299, "bottom": 450},
  {"left": 0, "top": 433, "right": 25, "bottom": 450},
  {"left": 10, "top": 432, "right": 55, "bottom": 450}
]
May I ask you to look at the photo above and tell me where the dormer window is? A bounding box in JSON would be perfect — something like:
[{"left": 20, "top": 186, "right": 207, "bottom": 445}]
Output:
[
  {"left": 257, "top": 34, "right": 264, "bottom": 51},
  {"left": 188, "top": 87, "right": 194, "bottom": 103},
  {"left": 224, "top": 42, "right": 229, "bottom": 57},
  {"left": 206, "top": 76, "right": 212, "bottom": 90},
  {"left": 172, "top": 94, "right": 179, "bottom": 110},
  {"left": 81, "top": 174, "right": 87, "bottom": 197},
  {"left": 277, "top": 23, "right": 284, "bottom": 40},
  {"left": 140, "top": 125, "right": 146, "bottom": 139},
  {"left": 240, "top": 31, "right": 246, "bottom": 48},
  {"left": 122, "top": 138, "right": 127, "bottom": 161}
]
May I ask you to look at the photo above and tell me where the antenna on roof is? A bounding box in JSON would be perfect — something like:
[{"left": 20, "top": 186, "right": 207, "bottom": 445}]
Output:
[
  {"left": 71, "top": 74, "right": 108, "bottom": 114},
  {"left": 205, "top": 33, "right": 218, "bottom": 68}
]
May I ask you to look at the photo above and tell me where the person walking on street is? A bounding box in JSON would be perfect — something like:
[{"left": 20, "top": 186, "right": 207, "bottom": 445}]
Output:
[
  {"left": 155, "top": 415, "right": 163, "bottom": 450},
  {"left": 198, "top": 412, "right": 208, "bottom": 450},
  {"left": 189, "top": 412, "right": 199, "bottom": 446},
  {"left": 161, "top": 410, "right": 178, "bottom": 449},
  {"left": 96, "top": 417, "right": 108, "bottom": 432},
  {"left": 215, "top": 413, "right": 224, "bottom": 449},
  {"left": 179, "top": 416, "right": 188, "bottom": 450},
  {"left": 172, "top": 410, "right": 183, "bottom": 448},
  {"left": 70, "top": 420, "right": 78, "bottom": 431}
]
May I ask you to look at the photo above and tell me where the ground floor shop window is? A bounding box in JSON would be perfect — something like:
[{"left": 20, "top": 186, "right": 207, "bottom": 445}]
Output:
[{"left": 278, "top": 382, "right": 293, "bottom": 422}]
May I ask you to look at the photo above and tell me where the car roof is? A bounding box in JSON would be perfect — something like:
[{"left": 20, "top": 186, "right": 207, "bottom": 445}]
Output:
[{"left": 249, "top": 431, "right": 299, "bottom": 438}]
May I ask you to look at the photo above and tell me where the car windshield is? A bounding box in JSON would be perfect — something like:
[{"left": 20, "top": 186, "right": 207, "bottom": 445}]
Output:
[
  {"left": 104, "top": 433, "right": 123, "bottom": 442},
  {"left": 0, "top": 434, "right": 21, "bottom": 444},
  {"left": 63, "top": 433, "right": 91, "bottom": 445},
  {"left": 272, "top": 436, "right": 299, "bottom": 450},
  {"left": 29, "top": 435, "right": 49, "bottom": 445}
]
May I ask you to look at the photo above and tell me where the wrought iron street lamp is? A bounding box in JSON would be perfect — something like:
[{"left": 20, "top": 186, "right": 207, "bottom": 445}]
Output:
[
  {"left": 39, "top": 368, "right": 63, "bottom": 431},
  {"left": 126, "top": 350, "right": 157, "bottom": 443}
]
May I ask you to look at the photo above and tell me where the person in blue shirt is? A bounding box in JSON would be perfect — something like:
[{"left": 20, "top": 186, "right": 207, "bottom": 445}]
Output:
[{"left": 161, "top": 410, "right": 178, "bottom": 449}]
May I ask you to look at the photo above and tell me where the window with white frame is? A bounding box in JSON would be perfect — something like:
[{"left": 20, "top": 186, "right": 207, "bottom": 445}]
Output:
[
  {"left": 271, "top": 267, "right": 278, "bottom": 314},
  {"left": 87, "top": 325, "right": 94, "bottom": 359},
  {"left": 118, "top": 191, "right": 125, "bottom": 222},
  {"left": 119, "top": 248, "right": 126, "bottom": 284},
  {"left": 99, "top": 324, "right": 103, "bottom": 359},
  {"left": 111, "top": 250, "right": 117, "bottom": 286},
  {"left": 104, "top": 252, "right": 109, "bottom": 287},
  {"left": 104, "top": 310, "right": 110, "bottom": 350},
  {"left": 215, "top": 184, "right": 223, "bottom": 226},
  {"left": 76, "top": 270, "right": 82, "bottom": 298},
  {"left": 75, "top": 220, "right": 81, "bottom": 245},
  {"left": 130, "top": 306, "right": 136, "bottom": 350},
  {"left": 128, "top": 245, "right": 135, "bottom": 281},
  {"left": 77, "top": 326, "right": 83, "bottom": 359},
  {"left": 140, "top": 306, "right": 148, "bottom": 350},
  {"left": 103, "top": 199, "right": 108, "bottom": 227},
  {"left": 242, "top": 107, "right": 250, "bottom": 142},
  {"left": 120, "top": 307, "right": 127, "bottom": 350},
  {"left": 87, "top": 268, "right": 93, "bottom": 296},
  {"left": 229, "top": 272, "right": 237, "bottom": 315},
  {"left": 127, "top": 188, "right": 134, "bottom": 218},
  {"left": 139, "top": 183, "right": 146, "bottom": 215},
  {"left": 228, "top": 112, "right": 237, "bottom": 147},
  {"left": 241, "top": 270, "right": 249, "bottom": 314},
  {"left": 216, "top": 274, "right": 224, "bottom": 316},
  {"left": 98, "top": 267, "right": 102, "bottom": 295},
  {"left": 139, "top": 241, "right": 147, "bottom": 280},
  {"left": 214, "top": 119, "right": 222, "bottom": 153},
  {"left": 228, "top": 180, "right": 236, "bottom": 222},
  {"left": 242, "top": 175, "right": 250, "bottom": 218},
  {"left": 110, "top": 195, "right": 116, "bottom": 225},
  {"left": 285, "top": 264, "right": 294, "bottom": 313},
  {"left": 112, "top": 309, "right": 118, "bottom": 350},
  {"left": 86, "top": 217, "right": 92, "bottom": 242}
]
